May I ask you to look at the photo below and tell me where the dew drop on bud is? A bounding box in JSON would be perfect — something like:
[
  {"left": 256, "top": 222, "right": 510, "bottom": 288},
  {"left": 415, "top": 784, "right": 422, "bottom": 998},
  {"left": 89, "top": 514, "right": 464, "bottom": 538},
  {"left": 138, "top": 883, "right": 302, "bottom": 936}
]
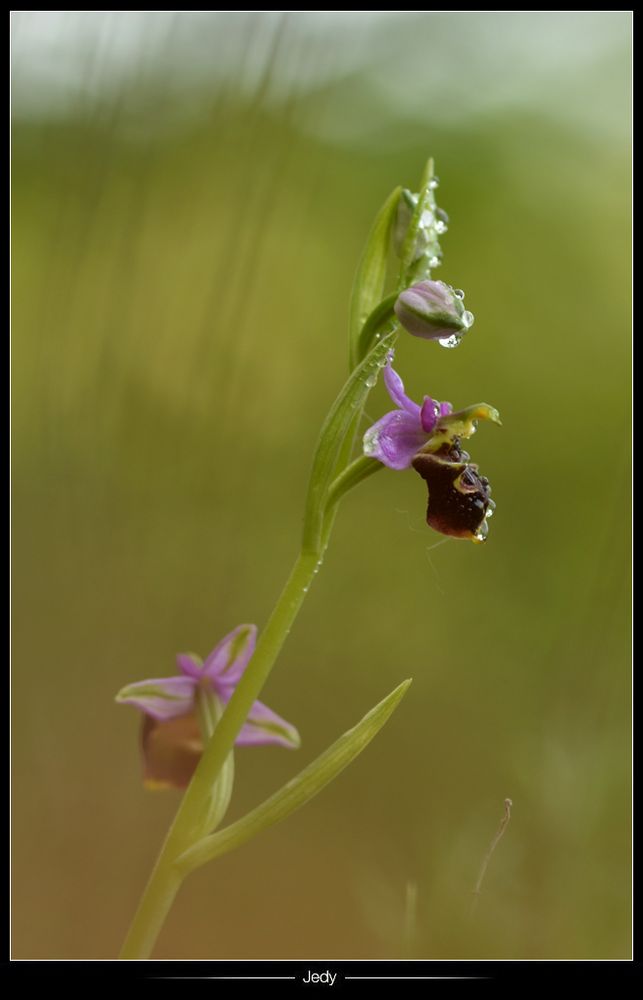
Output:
[
  {"left": 435, "top": 220, "right": 448, "bottom": 235},
  {"left": 462, "top": 310, "right": 475, "bottom": 328},
  {"left": 428, "top": 176, "right": 440, "bottom": 190},
  {"left": 454, "top": 289, "right": 465, "bottom": 299},
  {"left": 428, "top": 255, "right": 441, "bottom": 268},
  {"left": 438, "top": 334, "right": 462, "bottom": 349}
]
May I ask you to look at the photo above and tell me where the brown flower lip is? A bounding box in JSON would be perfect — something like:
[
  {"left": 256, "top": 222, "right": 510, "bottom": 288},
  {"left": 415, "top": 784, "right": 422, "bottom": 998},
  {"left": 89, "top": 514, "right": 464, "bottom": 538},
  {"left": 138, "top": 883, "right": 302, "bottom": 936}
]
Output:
[{"left": 412, "top": 440, "right": 493, "bottom": 542}]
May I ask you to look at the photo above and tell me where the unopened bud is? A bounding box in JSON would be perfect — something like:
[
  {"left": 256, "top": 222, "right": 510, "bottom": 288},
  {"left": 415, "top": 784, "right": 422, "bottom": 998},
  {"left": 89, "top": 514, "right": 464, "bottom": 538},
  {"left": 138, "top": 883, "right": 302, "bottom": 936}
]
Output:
[{"left": 394, "top": 280, "right": 473, "bottom": 341}]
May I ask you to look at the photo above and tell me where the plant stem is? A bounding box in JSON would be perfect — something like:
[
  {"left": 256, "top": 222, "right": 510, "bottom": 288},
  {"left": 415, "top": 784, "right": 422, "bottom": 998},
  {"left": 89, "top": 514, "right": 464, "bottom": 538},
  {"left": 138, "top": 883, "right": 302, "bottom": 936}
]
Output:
[{"left": 119, "top": 853, "right": 183, "bottom": 960}]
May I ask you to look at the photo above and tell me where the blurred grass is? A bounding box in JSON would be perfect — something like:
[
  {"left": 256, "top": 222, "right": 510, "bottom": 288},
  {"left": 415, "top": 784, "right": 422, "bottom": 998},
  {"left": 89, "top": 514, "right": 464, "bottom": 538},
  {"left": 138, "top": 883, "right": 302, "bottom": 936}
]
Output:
[{"left": 12, "top": 12, "right": 630, "bottom": 959}]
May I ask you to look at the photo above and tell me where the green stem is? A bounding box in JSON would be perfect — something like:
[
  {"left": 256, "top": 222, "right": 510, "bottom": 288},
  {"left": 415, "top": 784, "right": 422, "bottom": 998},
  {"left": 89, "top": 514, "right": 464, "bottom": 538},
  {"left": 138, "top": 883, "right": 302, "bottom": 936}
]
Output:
[
  {"left": 119, "top": 855, "right": 182, "bottom": 960},
  {"left": 354, "top": 294, "right": 396, "bottom": 367},
  {"left": 326, "top": 455, "right": 382, "bottom": 517}
]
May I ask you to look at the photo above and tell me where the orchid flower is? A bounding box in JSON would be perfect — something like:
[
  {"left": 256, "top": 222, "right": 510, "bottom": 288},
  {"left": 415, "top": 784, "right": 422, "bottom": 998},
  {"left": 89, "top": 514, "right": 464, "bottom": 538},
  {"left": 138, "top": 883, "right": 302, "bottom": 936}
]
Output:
[
  {"left": 363, "top": 357, "right": 500, "bottom": 541},
  {"left": 116, "top": 624, "right": 300, "bottom": 788}
]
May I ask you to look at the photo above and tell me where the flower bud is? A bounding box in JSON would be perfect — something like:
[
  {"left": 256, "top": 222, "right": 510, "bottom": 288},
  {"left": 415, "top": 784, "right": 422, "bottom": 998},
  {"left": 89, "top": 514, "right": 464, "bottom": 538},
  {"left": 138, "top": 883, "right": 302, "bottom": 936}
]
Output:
[{"left": 394, "top": 280, "right": 473, "bottom": 342}]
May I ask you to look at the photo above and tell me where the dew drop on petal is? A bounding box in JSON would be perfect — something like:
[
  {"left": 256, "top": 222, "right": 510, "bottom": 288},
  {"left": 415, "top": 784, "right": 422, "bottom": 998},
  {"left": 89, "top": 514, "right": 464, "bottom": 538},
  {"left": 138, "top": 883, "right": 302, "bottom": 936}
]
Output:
[
  {"left": 454, "top": 289, "right": 465, "bottom": 299},
  {"left": 363, "top": 432, "right": 379, "bottom": 456},
  {"left": 462, "top": 310, "right": 475, "bottom": 328},
  {"left": 428, "top": 255, "right": 441, "bottom": 268},
  {"left": 473, "top": 521, "right": 489, "bottom": 543},
  {"left": 435, "top": 220, "right": 448, "bottom": 235},
  {"left": 428, "top": 176, "right": 440, "bottom": 190}
]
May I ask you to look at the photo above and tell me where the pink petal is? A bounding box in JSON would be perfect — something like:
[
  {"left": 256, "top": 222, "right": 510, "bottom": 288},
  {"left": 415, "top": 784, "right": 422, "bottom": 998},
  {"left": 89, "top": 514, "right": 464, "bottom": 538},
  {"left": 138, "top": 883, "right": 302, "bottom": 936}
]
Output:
[
  {"left": 203, "top": 624, "right": 257, "bottom": 684},
  {"left": 363, "top": 409, "right": 428, "bottom": 470},
  {"left": 383, "top": 363, "right": 420, "bottom": 417},
  {"left": 116, "top": 676, "right": 196, "bottom": 721},
  {"left": 420, "top": 396, "right": 439, "bottom": 434},
  {"left": 177, "top": 652, "right": 203, "bottom": 680},
  {"left": 234, "top": 698, "right": 300, "bottom": 749}
]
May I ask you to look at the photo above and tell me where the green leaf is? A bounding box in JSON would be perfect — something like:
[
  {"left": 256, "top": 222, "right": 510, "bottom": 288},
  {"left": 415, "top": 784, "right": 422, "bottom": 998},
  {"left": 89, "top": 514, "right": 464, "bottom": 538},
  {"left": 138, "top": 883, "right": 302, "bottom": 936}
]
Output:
[
  {"left": 302, "top": 329, "right": 396, "bottom": 554},
  {"left": 175, "top": 678, "right": 412, "bottom": 876},
  {"left": 349, "top": 186, "right": 400, "bottom": 370}
]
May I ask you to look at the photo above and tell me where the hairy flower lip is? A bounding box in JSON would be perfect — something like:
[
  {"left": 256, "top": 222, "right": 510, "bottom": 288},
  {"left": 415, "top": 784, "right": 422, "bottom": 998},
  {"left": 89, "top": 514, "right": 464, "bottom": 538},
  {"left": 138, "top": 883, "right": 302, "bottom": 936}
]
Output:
[{"left": 412, "top": 442, "right": 493, "bottom": 543}]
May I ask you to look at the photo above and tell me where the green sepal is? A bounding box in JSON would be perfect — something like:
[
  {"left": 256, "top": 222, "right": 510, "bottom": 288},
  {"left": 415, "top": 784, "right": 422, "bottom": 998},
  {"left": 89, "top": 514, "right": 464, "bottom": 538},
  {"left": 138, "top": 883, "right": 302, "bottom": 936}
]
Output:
[
  {"left": 193, "top": 687, "right": 235, "bottom": 838},
  {"left": 422, "top": 403, "right": 502, "bottom": 452}
]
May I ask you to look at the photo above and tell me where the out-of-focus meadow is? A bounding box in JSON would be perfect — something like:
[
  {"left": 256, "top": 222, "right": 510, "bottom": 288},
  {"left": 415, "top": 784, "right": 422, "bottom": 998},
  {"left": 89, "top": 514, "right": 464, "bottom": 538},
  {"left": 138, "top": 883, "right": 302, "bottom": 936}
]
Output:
[{"left": 11, "top": 12, "right": 631, "bottom": 959}]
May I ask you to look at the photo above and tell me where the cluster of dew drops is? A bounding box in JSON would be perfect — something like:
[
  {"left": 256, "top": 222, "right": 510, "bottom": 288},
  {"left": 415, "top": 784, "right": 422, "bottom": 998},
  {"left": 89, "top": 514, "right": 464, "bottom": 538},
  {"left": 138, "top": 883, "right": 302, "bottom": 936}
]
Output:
[{"left": 421, "top": 175, "right": 475, "bottom": 351}]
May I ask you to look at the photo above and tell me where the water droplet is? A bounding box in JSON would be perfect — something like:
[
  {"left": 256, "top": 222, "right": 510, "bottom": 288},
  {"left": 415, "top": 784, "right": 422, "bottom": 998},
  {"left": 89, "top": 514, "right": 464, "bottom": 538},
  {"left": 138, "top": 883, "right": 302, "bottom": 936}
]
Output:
[
  {"left": 438, "top": 334, "right": 462, "bottom": 349},
  {"left": 363, "top": 434, "right": 378, "bottom": 456},
  {"left": 374, "top": 332, "right": 380, "bottom": 340},
  {"left": 365, "top": 374, "right": 377, "bottom": 388},
  {"left": 420, "top": 209, "right": 434, "bottom": 227},
  {"left": 473, "top": 521, "right": 489, "bottom": 543},
  {"left": 462, "top": 310, "right": 475, "bottom": 329},
  {"left": 435, "top": 220, "right": 448, "bottom": 235},
  {"left": 436, "top": 207, "right": 450, "bottom": 223},
  {"left": 428, "top": 176, "right": 440, "bottom": 190},
  {"left": 428, "top": 255, "right": 441, "bottom": 268},
  {"left": 486, "top": 506, "right": 494, "bottom": 519},
  {"left": 454, "top": 289, "right": 465, "bottom": 299},
  {"left": 303, "top": 585, "right": 309, "bottom": 592}
]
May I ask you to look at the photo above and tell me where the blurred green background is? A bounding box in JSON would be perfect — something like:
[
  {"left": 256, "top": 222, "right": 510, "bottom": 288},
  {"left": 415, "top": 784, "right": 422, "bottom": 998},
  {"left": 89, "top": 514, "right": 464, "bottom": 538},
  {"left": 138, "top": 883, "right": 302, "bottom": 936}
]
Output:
[{"left": 11, "top": 12, "right": 631, "bottom": 959}]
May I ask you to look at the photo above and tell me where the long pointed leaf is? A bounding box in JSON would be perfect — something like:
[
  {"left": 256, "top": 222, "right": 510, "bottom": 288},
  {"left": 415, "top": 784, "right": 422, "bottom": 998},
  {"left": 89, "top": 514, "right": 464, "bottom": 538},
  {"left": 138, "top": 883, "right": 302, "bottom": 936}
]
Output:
[
  {"left": 349, "top": 186, "right": 400, "bottom": 370},
  {"left": 176, "top": 678, "right": 412, "bottom": 876}
]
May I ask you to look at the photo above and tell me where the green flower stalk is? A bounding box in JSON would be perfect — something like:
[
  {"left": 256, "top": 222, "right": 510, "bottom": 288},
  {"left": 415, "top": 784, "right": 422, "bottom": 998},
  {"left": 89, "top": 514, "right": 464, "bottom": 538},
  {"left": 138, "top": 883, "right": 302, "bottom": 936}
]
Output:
[{"left": 115, "top": 159, "right": 500, "bottom": 960}]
